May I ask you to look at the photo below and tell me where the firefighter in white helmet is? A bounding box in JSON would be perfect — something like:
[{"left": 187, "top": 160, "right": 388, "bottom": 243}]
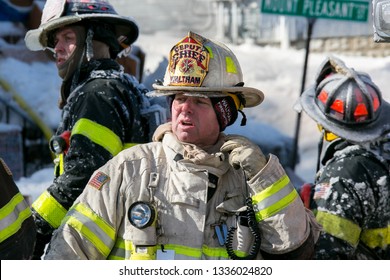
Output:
[
  {"left": 24, "top": 0, "right": 152, "bottom": 259},
  {"left": 45, "top": 32, "right": 320, "bottom": 260}
]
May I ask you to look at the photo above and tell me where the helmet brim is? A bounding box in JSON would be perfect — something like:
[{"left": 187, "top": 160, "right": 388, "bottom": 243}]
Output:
[
  {"left": 148, "top": 83, "right": 264, "bottom": 108},
  {"left": 25, "top": 13, "right": 139, "bottom": 51},
  {"left": 300, "top": 86, "right": 390, "bottom": 143}
]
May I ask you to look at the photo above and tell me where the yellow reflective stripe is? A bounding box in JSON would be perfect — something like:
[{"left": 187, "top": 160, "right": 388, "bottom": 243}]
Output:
[
  {"left": 108, "top": 240, "right": 246, "bottom": 260},
  {"left": 225, "top": 57, "right": 237, "bottom": 74},
  {"left": 72, "top": 118, "right": 122, "bottom": 156},
  {"left": 0, "top": 193, "right": 32, "bottom": 242},
  {"left": 107, "top": 237, "right": 127, "bottom": 260},
  {"left": 64, "top": 203, "right": 115, "bottom": 257},
  {"left": 162, "top": 243, "right": 202, "bottom": 258},
  {"left": 316, "top": 211, "right": 361, "bottom": 247},
  {"left": 205, "top": 46, "right": 213, "bottom": 58},
  {"left": 361, "top": 225, "right": 390, "bottom": 249},
  {"left": 202, "top": 244, "right": 232, "bottom": 258},
  {"left": 252, "top": 175, "right": 298, "bottom": 221},
  {"left": 204, "top": 46, "right": 237, "bottom": 74},
  {"left": 163, "top": 244, "right": 244, "bottom": 259},
  {"left": 59, "top": 153, "right": 64, "bottom": 175},
  {"left": 129, "top": 245, "right": 157, "bottom": 260},
  {"left": 32, "top": 190, "right": 67, "bottom": 229}
]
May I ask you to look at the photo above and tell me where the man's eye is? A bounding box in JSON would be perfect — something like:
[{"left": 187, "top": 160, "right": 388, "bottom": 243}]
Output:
[
  {"left": 197, "top": 99, "right": 209, "bottom": 105},
  {"left": 175, "top": 97, "right": 186, "bottom": 103},
  {"left": 65, "top": 36, "right": 74, "bottom": 42}
]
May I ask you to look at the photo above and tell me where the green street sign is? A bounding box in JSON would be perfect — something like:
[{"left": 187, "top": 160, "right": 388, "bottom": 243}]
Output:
[{"left": 261, "top": 0, "right": 369, "bottom": 22}]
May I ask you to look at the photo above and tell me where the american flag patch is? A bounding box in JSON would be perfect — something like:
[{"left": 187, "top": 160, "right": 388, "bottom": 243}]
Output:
[
  {"left": 88, "top": 171, "right": 110, "bottom": 190},
  {"left": 313, "top": 182, "right": 331, "bottom": 200}
]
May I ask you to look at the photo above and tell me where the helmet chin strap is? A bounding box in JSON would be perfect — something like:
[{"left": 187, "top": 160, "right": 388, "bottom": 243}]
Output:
[
  {"left": 69, "top": 27, "right": 93, "bottom": 92},
  {"left": 70, "top": 46, "right": 87, "bottom": 92},
  {"left": 85, "top": 28, "right": 94, "bottom": 62},
  {"left": 316, "top": 130, "right": 324, "bottom": 175}
]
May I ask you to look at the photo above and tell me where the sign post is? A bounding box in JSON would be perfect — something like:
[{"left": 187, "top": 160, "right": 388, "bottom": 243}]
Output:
[{"left": 260, "top": 0, "right": 370, "bottom": 171}]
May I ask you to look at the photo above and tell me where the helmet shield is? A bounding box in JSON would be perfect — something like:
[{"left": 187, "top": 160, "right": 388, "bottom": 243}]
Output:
[{"left": 148, "top": 31, "right": 264, "bottom": 108}]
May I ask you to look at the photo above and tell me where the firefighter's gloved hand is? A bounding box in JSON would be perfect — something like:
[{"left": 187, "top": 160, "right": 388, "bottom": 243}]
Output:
[
  {"left": 32, "top": 231, "right": 51, "bottom": 260},
  {"left": 220, "top": 135, "right": 267, "bottom": 179}
]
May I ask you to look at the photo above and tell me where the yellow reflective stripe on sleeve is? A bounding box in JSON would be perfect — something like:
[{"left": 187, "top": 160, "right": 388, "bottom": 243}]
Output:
[
  {"left": 107, "top": 237, "right": 127, "bottom": 260},
  {"left": 64, "top": 203, "right": 116, "bottom": 257},
  {"left": 0, "top": 193, "right": 32, "bottom": 242},
  {"left": 72, "top": 118, "right": 122, "bottom": 156},
  {"left": 361, "top": 225, "right": 390, "bottom": 249},
  {"left": 32, "top": 190, "right": 67, "bottom": 229},
  {"left": 316, "top": 211, "right": 361, "bottom": 247},
  {"left": 252, "top": 175, "right": 298, "bottom": 221}
]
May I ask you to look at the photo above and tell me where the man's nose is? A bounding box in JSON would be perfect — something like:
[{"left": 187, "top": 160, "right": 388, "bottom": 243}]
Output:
[{"left": 181, "top": 99, "right": 194, "bottom": 112}]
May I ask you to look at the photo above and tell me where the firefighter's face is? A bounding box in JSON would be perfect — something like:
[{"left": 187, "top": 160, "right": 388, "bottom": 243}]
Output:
[
  {"left": 53, "top": 27, "right": 78, "bottom": 67},
  {"left": 171, "top": 93, "right": 220, "bottom": 147}
]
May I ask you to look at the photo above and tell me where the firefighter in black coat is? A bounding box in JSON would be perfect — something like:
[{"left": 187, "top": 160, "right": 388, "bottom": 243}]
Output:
[
  {"left": 24, "top": 0, "right": 150, "bottom": 259},
  {"left": 296, "top": 56, "right": 390, "bottom": 259},
  {"left": 0, "top": 158, "right": 36, "bottom": 259}
]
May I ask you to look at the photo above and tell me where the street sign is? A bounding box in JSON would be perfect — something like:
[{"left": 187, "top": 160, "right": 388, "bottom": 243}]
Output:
[{"left": 261, "top": 0, "right": 370, "bottom": 22}]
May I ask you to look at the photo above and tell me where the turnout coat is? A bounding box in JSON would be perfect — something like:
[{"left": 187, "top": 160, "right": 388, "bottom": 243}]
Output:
[{"left": 45, "top": 126, "right": 319, "bottom": 260}]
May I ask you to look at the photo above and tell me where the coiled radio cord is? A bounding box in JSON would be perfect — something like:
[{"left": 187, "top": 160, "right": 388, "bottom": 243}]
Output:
[{"left": 225, "top": 196, "right": 261, "bottom": 260}]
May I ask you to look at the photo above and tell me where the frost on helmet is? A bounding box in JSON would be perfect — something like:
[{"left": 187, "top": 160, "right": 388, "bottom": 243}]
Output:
[
  {"left": 24, "top": 0, "right": 138, "bottom": 52},
  {"left": 300, "top": 55, "right": 390, "bottom": 144}
]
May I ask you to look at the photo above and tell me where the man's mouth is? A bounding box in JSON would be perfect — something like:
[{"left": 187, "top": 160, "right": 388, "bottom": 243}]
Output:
[
  {"left": 56, "top": 57, "right": 66, "bottom": 65},
  {"left": 181, "top": 121, "right": 193, "bottom": 125},
  {"left": 181, "top": 120, "right": 193, "bottom": 126}
]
